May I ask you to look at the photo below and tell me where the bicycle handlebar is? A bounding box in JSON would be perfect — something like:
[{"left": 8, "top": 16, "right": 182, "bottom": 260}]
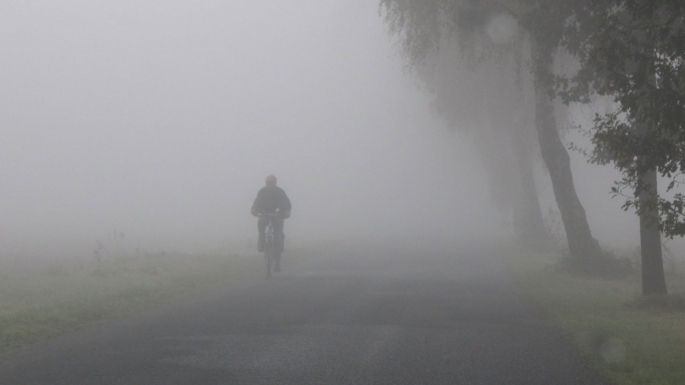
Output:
[{"left": 255, "top": 212, "right": 288, "bottom": 219}]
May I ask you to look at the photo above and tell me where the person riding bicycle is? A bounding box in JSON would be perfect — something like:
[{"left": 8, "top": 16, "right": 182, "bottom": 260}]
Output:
[{"left": 251, "top": 175, "right": 291, "bottom": 271}]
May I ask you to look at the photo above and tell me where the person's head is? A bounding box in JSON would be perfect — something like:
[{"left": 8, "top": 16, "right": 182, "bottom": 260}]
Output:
[{"left": 265, "top": 175, "right": 277, "bottom": 188}]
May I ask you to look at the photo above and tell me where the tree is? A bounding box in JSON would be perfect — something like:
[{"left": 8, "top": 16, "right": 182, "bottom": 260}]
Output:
[
  {"left": 381, "top": 0, "right": 604, "bottom": 268},
  {"left": 417, "top": 33, "right": 550, "bottom": 249},
  {"left": 559, "top": 0, "right": 685, "bottom": 294}
]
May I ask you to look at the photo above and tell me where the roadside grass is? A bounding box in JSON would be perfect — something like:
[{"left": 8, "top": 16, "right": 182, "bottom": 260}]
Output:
[
  {"left": 0, "top": 245, "right": 321, "bottom": 355},
  {"left": 509, "top": 252, "right": 685, "bottom": 385}
]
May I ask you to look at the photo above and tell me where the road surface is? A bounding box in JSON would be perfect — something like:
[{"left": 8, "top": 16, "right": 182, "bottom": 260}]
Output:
[{"left": 0, "top": 243, "right": 608, "bottom": 384}]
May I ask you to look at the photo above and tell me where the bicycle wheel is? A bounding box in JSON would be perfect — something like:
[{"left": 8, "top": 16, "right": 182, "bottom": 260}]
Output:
[
  {"left": 264, "top": 223, "right": 275, "bottom": 278},
  {"left": 264, "top": 239, "right": 274, "bottom": 278},
  {"left": 265, "top": 247, "right": 272, "bottom": 278}
]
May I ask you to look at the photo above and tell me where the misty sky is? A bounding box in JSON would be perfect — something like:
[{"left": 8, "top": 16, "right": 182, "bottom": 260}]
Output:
[
  {"left": 0, "top": 0, "right": 495, "bottom": 257},
  {"left": 0, "top": 0, "right": 665, "bottom": 259}
]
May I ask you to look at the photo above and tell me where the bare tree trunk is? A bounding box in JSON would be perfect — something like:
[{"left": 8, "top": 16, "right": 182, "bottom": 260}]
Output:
[
  {"left": 637, "top": 167, "right": 668, "bottom": 295},
  {"left": 531, "top": 37, "right": 601, "bottom": 263}
]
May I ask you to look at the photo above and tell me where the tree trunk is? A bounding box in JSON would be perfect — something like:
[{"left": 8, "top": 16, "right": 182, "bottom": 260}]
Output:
[
  {"left": 635, "top": 66, "right": 668, "bottom": 295},
  {"left": 637, "top": 167, "right": 668, "bottom": 295},
  {"left": 512, "top": 124, "right": 550, "bottom": 250},
  {"left": 531, "top": 37, "right": 601, "bottom": 262},
  {"left": 636, "top": 66, "right": 667, "bottom": 294}
]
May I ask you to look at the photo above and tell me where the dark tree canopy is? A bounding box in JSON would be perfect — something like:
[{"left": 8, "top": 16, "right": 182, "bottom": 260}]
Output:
[{"left": 560, "top": 0, "right": 685, "bottom": 238}]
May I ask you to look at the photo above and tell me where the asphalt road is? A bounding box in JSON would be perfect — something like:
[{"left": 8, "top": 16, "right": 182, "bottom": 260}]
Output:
[{"left": 0, "top": 243, "right": 609, "bottom": 385}]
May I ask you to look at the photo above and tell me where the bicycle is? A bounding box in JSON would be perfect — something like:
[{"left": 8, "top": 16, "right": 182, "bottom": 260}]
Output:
[{"left": 258, "top": 212, "right": 281, "bottom": 278}]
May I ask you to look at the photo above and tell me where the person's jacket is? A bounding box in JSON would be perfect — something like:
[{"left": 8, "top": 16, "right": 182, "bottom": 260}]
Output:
[{"left": 251, "top": 186, "right": 291, "bottom": 215}]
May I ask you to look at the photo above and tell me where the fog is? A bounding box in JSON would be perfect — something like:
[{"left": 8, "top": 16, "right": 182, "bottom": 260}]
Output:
[
  {"left": 0, "top": 0, "right": 508, "bottom": 259},
  {"left": 3, "top": 0, "right": 680, "bottom": 263}
]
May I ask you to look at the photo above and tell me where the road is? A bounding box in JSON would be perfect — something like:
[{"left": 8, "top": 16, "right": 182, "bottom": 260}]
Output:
[{"left": 0, "top": 243, "right": 608, "bottom": 384}]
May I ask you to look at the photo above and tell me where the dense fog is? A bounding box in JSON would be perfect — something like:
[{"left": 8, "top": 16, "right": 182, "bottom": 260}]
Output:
[{"left": 0, "top": 0, "right": 677, "bottom": 261}]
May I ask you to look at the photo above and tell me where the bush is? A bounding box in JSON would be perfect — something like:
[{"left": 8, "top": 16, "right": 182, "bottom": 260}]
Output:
[{"left": 554, "top": 249, "right": 633, "bottom": 279}]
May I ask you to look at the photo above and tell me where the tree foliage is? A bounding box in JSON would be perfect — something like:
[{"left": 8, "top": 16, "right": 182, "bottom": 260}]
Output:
[
  {"left": 382, "top": 0, "right": 552, "bottom": 248},
  {"left": 381, "top": 0, "right": 606, "bottom": 265},
  {"left": 559, "top": 0, "right": 685, "bottom": 237},
  {"left": 381, "top": 0, "right": 516, "bottom": 67}
]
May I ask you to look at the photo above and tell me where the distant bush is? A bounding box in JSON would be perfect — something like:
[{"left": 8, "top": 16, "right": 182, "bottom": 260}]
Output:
[{"left": 553, "top": 249, "right": 633, "bottom": 279}]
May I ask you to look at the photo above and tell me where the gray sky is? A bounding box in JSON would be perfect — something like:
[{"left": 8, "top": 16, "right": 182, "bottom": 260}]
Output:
[{"left": 0, "top": 0, "right": 502, "bottom": 257}]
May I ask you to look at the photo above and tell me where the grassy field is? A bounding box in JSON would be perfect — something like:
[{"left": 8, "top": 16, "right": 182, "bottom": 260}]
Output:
[
  {"left": 0, "top": 245, "right": 321, "bottom": 355},
  {"left": 509, "top": 252, "right": 685, "bottom": 385}
]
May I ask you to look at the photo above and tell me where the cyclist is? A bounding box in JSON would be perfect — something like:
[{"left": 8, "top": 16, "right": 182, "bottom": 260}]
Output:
[{"left": 251, "top": 175, "right": 291, "bottom": 271}]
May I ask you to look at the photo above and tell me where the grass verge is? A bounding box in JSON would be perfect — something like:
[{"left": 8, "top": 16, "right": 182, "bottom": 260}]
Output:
[
  {"left": 0, "top": 245, "right": 321, "bottom": 355},
  {"left": 508, "top": 252, "right": 685, "bottom": 385}
]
